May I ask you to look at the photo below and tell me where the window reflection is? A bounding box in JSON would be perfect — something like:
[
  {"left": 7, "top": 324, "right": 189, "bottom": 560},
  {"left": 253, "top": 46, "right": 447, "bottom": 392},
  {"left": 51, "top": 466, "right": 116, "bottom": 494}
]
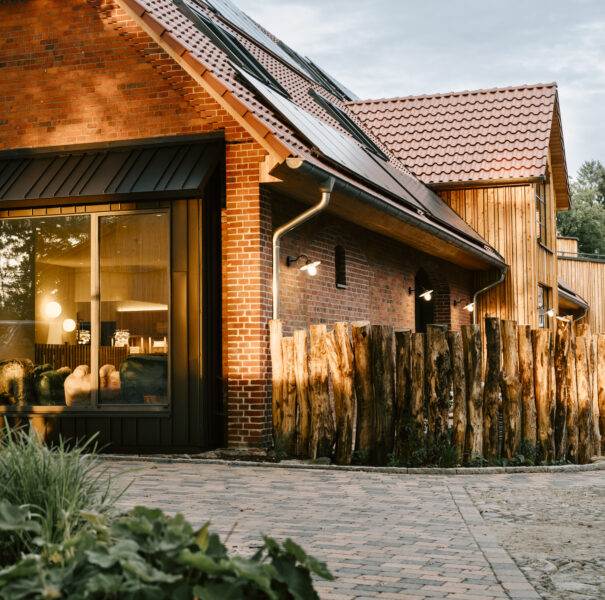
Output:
[
  {"left": 0, "top": 216, "right": 91, "bottom": 406},
  {"left": 99, "top": 213, "right": 169, "bottom": 405}
]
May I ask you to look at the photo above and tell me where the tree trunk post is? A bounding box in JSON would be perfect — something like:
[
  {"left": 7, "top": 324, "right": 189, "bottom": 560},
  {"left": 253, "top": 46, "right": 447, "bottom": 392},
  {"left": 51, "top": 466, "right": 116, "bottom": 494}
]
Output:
[
  {"left": 576, "top": 336, "right": 594, "bottom": 464},
  {"left": 372, "top": 325, "right": 395, "bottom": 465},
  {"left": 598, "top": 333, "right": 605, "bottom": 456},
  {"left": 409, "top": 333, "right": 426, "bottom": 458},
  {"left": 553, "top": 319, "right": 570, "bottom": 460},
  {"left": 483, "top": 318, "right": 501, "bottom": 460},
  {"left": 395, "top": 330, "right": 412, "bottom": 461},
  {"left": 500, "top": 320, "right": 522, "bottom": 460},
  {"left": 281, "top": 336, "right": 297, "bottom": 455},
  {"left": 309, "top": 324, "right": 334, "bottom": 459},
  {"left": 462, "top": 324, "right": 482, "bottom": 461},
  {"left": 533, "top": 329, "right": 553, "bottom": 463},
  {"left": 448, "top": 330, "right": 466, "bottom": 462},
  {"left": 325, "top": 325, "right": 354, "bottom": 465},
  {"left": 269, "top": 319, "right": 285, "bottom": 444},
  {"left": 565, "top": 332, "right": 579, "bottom": 463},
  {"left": 590, "top": 335, "right": 602, "bottom": 456},
  {"left": 518, "top": 324, "right": 537, "bottom": 448},
  {"left": 352, "top": 321, "right": 374, "bottom": 463},
  {"left": 425, "top": 324, "right": 452, "bottom": 455},
  {"left": 293, "top": 329, "right": 311, "bottom": 458}
]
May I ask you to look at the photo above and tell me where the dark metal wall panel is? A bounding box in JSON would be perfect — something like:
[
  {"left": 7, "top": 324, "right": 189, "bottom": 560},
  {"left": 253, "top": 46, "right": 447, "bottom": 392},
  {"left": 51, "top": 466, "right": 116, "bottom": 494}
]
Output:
[{"left": 0, "top": 140, "right": 221, "bottom": 204}]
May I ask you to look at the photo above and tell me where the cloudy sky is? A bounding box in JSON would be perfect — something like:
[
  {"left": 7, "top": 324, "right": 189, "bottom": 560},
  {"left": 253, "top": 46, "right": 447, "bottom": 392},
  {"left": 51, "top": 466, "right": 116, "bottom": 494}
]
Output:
[{"left": 237, "top": 0, "right": 605, "bottom": 177}]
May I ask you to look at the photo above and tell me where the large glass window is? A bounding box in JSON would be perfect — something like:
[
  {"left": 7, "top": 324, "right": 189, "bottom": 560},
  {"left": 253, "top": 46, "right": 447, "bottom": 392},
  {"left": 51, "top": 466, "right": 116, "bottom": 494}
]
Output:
[{"left": 0, "top": 211, "right": 169, "bottom": 408}]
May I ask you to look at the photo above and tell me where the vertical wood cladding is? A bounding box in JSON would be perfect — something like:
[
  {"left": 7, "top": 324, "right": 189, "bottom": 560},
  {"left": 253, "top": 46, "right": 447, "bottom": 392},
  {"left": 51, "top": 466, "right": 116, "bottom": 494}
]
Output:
[{"left": 437, "top": 179, "right": 558, "bottom": 331}]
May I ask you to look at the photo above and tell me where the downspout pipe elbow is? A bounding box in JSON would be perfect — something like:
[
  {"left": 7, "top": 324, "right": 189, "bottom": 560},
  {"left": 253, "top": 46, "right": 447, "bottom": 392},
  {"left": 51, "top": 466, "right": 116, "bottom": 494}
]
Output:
[
  {"left": 471, "top": 266, "right": 507, "bottom": 325},
  {"left": 272, "top": 176, "right": 335, "bottom": 321}
]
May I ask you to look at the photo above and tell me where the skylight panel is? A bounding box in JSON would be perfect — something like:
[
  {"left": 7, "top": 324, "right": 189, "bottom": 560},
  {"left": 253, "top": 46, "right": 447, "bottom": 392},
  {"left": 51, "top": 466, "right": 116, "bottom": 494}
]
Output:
[
  {"left": 176, "top": 0, "right": 290, "bottom": 98},
  {"left": 308, "top": 89, "right": 387, "bottom": 160}
]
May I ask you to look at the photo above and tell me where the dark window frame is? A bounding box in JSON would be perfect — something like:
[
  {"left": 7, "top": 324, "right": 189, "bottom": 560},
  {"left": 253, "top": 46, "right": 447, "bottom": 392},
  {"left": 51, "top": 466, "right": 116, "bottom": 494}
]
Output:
[
  {"left": 538, "top": 284, "right": 552, "bottom": 329},
  {"left": 335, "top": 245, "right": 347, "bottom": 289},
  {"left": 536, "top": 182, "right": 547, "bottom": 246}
]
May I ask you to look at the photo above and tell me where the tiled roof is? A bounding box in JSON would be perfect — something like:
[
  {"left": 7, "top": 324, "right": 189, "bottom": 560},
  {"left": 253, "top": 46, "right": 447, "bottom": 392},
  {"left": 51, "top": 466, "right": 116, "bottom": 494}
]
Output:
[
  {"left": 118, "top": 0, "right": 505, "bottom": 266},
  {"left": 347, "top": 84, "right": 563, "bottom": 188}
]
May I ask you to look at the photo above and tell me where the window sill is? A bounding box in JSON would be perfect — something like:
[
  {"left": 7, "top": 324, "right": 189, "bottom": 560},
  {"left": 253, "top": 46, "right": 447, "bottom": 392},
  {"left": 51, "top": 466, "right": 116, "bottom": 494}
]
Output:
[
  {"left": 0, "top": 405, "right": 170, "bottom": 417},
  {"left": 335, "top": 283, "right": 348, "bottom": 290},
  {"left": 538, "top": 241, "right": 554, "bottom": 254}
]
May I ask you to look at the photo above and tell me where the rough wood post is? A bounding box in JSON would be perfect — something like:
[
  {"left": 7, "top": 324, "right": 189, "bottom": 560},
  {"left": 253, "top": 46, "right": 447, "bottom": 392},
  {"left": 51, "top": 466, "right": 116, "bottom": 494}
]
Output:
[
  {"left": 309, "top": 324, "right": 334, "bottom": 459},
  {"left": 576, "top": 336, "right": 593, "bottom": 464},
  {"left": 518, "top": 325, "right": 537, "bottom": 448},
  {"left": 281, "top": 336, "right": 297, "bottom": 455},
  {"left": 425, "top": 325, "right": 452, "bottom": 454},
  {"left": 483, "top": 318, "right": 501, "bottom": 460},
  {"left": 293, "top": 329, "right": 311, "bottom": 458},
  {"left": 325, "top": 324, "right": 354, "bottom": 465},
  {"left": 500, "top": 320, "right": 522, "bottom": 460},
  {"left": 372, "top": 325, "right": 395, "bottom": 465},
  {"left": 565, "top": 333, "right": 579, "bottom": 463},
  {"left": 269, "top": 320, "right": 285, "bottom": 443},
  {"left": 533, "top": 329, "right": 553, "bottom": 463},
  {"left": 598, "top": 333, "right": 605, "bottom": 456},
  {"left": 448, "top": 331, "right": 466, "bottom": 461},
  {"left": 576, "top": 323, "right": 590, "bottom": 338},
  {"left": 410, "top": 333, "right": 425, "bottom": 457},
  {"left": 352, "top": 321, "right": 374, "bottom": 463},
  {"left": 462, "top": 324, "right": 482, "bottom": 461},
  {"left": 553, "top": 319, "right": 570, "bottom": 460},
  {"left": 590, "top": 335, "right": 602, "bottom": 456},
  {"left": 395, "top": 330, "right": 412, "bottom": 461}
]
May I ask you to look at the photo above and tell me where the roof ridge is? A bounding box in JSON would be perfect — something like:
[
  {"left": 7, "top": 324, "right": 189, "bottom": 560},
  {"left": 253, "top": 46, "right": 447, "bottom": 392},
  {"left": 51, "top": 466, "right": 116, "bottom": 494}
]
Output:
[{"left": 348, "top": 82, "right": 558, "bottom": 106}]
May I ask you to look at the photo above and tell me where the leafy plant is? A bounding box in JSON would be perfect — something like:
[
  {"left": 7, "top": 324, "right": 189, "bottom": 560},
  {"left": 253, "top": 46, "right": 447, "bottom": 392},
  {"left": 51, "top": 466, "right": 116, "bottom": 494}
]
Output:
[
  {"left": 351, "top": 449, "right": 369, "bottom": 465},
  {"left": 0, "top": 420, "right": 128, "bottom": 563},
  {"left": 0, "top": 503, "right": 333, "bottom": 599}
]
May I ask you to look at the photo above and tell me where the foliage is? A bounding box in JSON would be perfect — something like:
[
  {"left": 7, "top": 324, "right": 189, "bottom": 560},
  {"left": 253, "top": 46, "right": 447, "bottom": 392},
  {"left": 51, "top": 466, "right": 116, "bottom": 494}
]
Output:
[
  {"left": 389, "top": 435, "right": 459, "bottom": 468},
  {"left": 351, "top": 449, "right": 369, "bottom": 465},
  {"left": 557, "top": 159, "right": 605, "bottom": 254},
  {"left": 0, "top": 421, "right": 126, "bottom": 563},
  {"left": 0, "top": 504, "right": 333, "bottom": 600}
]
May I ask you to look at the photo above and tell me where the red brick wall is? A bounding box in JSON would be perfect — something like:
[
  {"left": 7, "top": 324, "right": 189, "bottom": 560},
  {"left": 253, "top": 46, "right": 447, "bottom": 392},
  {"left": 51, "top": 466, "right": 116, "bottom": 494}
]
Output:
[
  {"left": 272, "top": 192, "right": 474, "bottom": 334},
  {"left": 0, "top": 0, "right": 273, "bottom": 448}
]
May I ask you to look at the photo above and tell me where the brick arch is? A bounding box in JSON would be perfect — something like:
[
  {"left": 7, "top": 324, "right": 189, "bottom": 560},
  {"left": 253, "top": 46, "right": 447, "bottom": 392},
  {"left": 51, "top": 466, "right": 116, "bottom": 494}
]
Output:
[{"left": 414, "top": 265, "right": 452, "bottom": 330}]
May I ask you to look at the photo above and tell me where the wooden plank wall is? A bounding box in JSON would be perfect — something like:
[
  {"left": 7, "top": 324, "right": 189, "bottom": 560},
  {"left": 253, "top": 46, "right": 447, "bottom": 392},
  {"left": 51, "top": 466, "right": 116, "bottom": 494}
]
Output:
[
  {"left": 437, "top": 183, "right": 558, "bottom": 332},
  {"left": 558, "top": 257, "right": 605, "bottom": 333},
  {"left": 558, "top": 237, "right": 579, "bottom": 255}
]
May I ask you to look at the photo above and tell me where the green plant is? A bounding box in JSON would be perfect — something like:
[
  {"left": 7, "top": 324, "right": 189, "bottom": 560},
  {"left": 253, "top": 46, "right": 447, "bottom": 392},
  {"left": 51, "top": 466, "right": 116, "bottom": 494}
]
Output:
[
  {"left": 0, "top": 503, "right": 333, "bottom": 599},
  {"left": 272, "top": 434, "right": 287, "bottom": 463},
  {"left": 466, "top": 453, "right": 489, "bottom": 467},
  {"left": 0, "top": 420, "right": 128, "bottom": 563},
  {"left": 351, "top": 449, "right": 369, "bottom": 465}
]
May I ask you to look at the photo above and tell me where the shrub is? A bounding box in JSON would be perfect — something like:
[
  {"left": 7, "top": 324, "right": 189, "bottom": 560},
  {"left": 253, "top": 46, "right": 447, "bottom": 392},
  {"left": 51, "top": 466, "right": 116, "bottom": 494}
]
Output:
[
  {"left": 0, "top": 421, "right": 126, "bottom": 563},
  {"left": 0, "top": 503, "right": 333, "bottom": 599}
]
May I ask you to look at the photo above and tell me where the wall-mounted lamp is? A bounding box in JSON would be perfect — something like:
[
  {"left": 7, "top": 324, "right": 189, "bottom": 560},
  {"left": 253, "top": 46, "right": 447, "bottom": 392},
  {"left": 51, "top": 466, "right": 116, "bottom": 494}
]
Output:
[
  {"left": 409, "top": 287, "right": 433, "bottom": 301},
  {"left": 287, "top": 254, "right": 321, "bottom": 277},
  {"left": 45, "top": 301, "right": 62, "bottom": 319},
  {"left": 539, "top": 308, "right": 555, "bottom": 318},
  {"left": 453, "top": 298, "right": 475, "bottom": 312}
]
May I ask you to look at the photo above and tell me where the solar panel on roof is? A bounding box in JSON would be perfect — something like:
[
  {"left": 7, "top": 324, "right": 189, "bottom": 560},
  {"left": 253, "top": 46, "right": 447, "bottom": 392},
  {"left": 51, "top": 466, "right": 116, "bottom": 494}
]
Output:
[
  {"left": 196, "top": 0, "right": 356, "bottom": 101},
  {"left": 234, "top": 67, "right": 424, "bottom": 212}
]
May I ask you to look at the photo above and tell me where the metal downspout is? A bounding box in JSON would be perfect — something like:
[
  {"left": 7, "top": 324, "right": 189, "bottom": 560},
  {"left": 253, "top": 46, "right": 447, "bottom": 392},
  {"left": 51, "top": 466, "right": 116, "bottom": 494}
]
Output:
[
  {"left": 471, "top": 268, "right": 507, "bottom": 325},
  {"left": 272, "top": 176, "right": 335, "bottom": 320},
  {"left": 573, "top": 305, "right": 589, "bottom": 323}
]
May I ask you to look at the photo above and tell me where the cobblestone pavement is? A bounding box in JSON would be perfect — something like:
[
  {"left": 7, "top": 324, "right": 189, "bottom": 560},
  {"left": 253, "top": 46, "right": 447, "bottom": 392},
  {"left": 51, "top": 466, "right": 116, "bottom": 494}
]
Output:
[{"left": 106, "top": 461, "right": 604, "bottom": 600}]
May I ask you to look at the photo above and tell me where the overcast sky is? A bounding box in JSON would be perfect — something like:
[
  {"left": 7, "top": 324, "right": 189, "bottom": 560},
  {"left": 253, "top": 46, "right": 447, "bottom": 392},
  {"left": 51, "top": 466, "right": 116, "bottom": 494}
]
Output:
[{"left": 237, "top": 0, "right": 605, "bottom": 178}]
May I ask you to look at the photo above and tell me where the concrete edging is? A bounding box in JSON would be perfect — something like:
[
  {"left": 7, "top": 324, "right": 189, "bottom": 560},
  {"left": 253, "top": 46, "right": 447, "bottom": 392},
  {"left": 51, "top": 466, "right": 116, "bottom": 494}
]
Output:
[{"left": 97, "top": 454, "right": 605, "bottom": 475}]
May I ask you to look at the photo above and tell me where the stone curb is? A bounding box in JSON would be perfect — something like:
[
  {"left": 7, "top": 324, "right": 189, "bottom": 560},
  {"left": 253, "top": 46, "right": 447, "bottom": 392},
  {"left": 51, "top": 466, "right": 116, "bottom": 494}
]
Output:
[{"left": 96, "top": 454, "right": 605, "bottom": 475}]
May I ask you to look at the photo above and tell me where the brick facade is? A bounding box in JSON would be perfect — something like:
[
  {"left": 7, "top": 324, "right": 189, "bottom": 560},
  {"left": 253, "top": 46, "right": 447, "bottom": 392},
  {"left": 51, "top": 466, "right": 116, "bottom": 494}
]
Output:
[
  {"left": 273, "top": 192, "right": 474, "bottom": 335},
  {"left": 1, "top": 0, "right": 475, "bottom": 450}
]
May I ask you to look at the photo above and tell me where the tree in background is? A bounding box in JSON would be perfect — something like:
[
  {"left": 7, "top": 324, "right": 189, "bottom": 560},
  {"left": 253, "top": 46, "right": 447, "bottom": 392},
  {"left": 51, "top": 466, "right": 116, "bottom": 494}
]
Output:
[{"left": 557, "top": 160, "right": 605, "bottom": 255}]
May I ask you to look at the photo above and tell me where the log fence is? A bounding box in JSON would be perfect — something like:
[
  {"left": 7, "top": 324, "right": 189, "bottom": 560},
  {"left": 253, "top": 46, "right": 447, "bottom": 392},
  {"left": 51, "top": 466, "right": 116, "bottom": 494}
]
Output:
[{"left": 269, "top": 317, "right": 605, "bottom": 466}]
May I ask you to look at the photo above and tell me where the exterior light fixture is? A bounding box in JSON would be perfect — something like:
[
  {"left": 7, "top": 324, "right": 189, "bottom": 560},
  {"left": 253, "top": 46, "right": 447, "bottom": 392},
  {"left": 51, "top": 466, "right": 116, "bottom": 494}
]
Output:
[
  {"left": 539, "top": 307, "right": 555, "bottom": 318},
  {"left": 62, "top": 318, "right": 76, "bottom": 332},
  {"left": 453, "top": 298, "right": 475, "bottom": 312},
  {"left": 45, "top": 301, "right": 62, "bottom": 319},
  {"left": 408, "top": 287, "right": 433, "bottom": 301},
  {"left": 546, "top": 309, "right": 555, "bottom": 318},
  {"left": 286, "top": 254, "right": 321, "bottom": 277}
]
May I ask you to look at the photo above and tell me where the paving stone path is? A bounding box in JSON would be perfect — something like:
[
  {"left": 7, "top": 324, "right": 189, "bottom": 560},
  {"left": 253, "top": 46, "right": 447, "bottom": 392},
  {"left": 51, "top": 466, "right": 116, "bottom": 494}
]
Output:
[{"left": 106, "top": 461, "right": 604, "bottom": 600}]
